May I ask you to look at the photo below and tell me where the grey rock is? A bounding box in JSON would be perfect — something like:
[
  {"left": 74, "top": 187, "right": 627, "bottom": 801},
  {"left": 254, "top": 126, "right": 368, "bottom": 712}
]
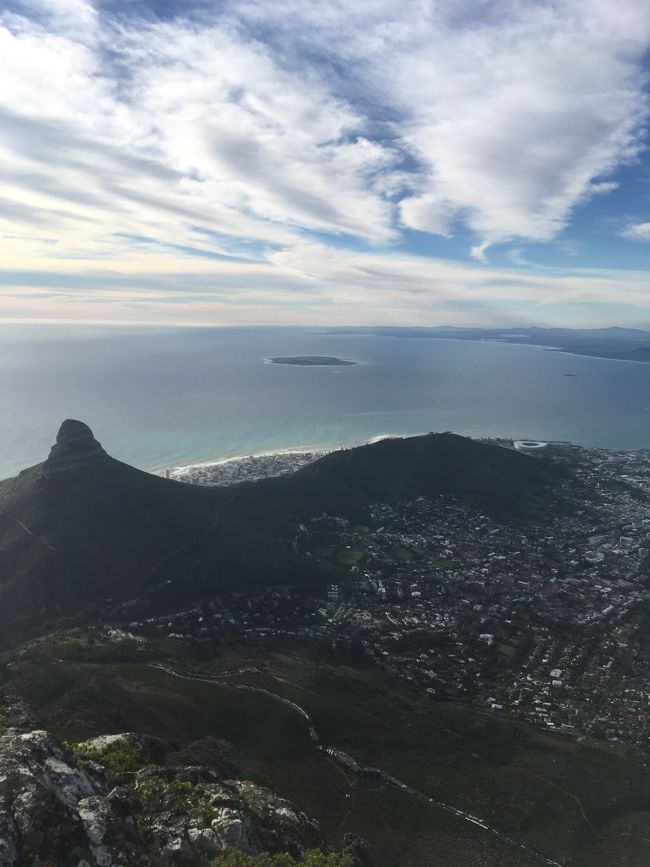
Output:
[
  {"left": 0, "top": 810, "right": 18, "bottom": 867},
  {"left": 0, "top": 730, "right": 102, "bottom": 806},
  {"left": 227, "top": 780, "right": 323, "bottom": 859},
  {"left": 78, "top": 792, "right": 147, "bottom": 867},
  {"left": 0, "top": 728, "right": 327, "bottom": 866},
  {"left": 343, "top": 832, "right": 374, "bottom": 867},
  {"left": 135, "top": 768, "right": 323, "bottom": 863},
  {"left": 0, "top": 730, "right": 105, "bottom": 866}
]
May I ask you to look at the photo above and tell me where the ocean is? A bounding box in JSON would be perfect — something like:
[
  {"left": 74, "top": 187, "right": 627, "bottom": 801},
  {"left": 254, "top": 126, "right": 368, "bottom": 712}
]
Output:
[{"left": 1, "top": 324, "right": 649, "bottom": 481}]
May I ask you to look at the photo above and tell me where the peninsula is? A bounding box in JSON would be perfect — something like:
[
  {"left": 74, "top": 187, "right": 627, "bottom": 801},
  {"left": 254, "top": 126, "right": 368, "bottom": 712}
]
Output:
[
  {"left": 267, "top": 355, "right": 356, "bottom": 366},
  {"left": 327, "top": 326, "right": 650, "bottom": 364}
]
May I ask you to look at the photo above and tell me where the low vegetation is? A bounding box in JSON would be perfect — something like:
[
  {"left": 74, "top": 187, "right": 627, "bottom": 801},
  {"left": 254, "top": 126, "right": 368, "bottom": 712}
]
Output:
[
  {"left": 71, "top": 739, "right": 146, "bottom": 778},
  {"left": 212, "top": 852, "right": 351, "bottom": 866},
  {"left": 137, "top": 777, "right": 206, "bottom": 819},
  {"left": 5, "top": 636, "right": 650, "bottom": 866}
]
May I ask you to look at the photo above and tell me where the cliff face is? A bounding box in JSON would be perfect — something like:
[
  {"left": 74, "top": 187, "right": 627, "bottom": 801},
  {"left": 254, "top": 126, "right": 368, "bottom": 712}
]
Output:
[
  {"left": 0, "top": 728, "right": 109, "bottom": 867},
  {"left": 0, "top": 717, "right": 324, "bottom": 867},
  {"left": 42, "top": 419, "right": 109, "bottom": 478}
]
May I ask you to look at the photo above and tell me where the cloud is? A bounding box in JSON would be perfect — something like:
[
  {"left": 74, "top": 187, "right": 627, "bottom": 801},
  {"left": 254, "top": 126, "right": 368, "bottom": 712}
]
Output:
[
  {"left": 0, "top": 2, "right": 399, "bottom": 267},
  {"left": 392, "top": 3, "right": 647, "bottom": 245},
  {"left": 621, "top": 221, "right": 650, "bottom": 241},
  {"left": 470, "top": 241, "right": 491, "bottom": 263},
  {"left": 233, "top": 0, "right": 650, "bottom": 247},
  {"left": 1, "top": 0, "right": 650, "bottom": 325},
  {"left": 8, "top": 0, "right": 98, "bottom": 36},
  {"left": 4, "top": 240, "right": 650, "bottom": 329}
]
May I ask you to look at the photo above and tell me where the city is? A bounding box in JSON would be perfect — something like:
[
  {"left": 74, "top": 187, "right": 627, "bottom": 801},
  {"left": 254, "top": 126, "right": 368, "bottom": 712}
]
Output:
[{"left": 117, "top": 442, "right": 650, "bottom": 757}]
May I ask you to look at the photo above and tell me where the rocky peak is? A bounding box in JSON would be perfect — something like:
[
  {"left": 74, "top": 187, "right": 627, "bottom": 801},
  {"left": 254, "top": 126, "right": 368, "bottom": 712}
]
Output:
[
  {"left": 0, "top": 728, "right": 328, "bottom": 867},
  {"left": 43, "top": 419, "right": 109, "bottom": 478}
]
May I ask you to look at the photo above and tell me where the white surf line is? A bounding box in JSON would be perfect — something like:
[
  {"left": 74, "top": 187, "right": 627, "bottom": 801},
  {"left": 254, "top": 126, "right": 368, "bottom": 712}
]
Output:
[
  {"left": 164, "top": 448, "right": 329, "bottom": 477},
  {"left": 148, "top": 663, "right": 563, "bottom": 866}
]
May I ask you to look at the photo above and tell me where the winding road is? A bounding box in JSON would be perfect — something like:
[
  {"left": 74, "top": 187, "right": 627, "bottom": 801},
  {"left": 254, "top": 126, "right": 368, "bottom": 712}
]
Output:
[{"left": 148, "top": 662, "right": 563, "bottom": 867}]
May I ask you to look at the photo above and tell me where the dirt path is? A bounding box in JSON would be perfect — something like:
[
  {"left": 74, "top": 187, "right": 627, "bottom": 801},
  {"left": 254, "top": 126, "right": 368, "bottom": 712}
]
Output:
[{"left": 0, "top": 509, "right": 57, "bottom": 552}]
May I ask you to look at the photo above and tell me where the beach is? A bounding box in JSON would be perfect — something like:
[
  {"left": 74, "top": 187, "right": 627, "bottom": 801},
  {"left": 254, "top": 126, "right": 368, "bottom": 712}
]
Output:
[{"left": 167, "top": 449, "right": 328, "bottom": 485}]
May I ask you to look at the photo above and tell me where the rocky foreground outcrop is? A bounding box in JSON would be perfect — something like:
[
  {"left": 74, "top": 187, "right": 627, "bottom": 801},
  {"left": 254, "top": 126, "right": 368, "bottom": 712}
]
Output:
[{"left": 0, "top": 718, "right": 326, "bottom": 867}]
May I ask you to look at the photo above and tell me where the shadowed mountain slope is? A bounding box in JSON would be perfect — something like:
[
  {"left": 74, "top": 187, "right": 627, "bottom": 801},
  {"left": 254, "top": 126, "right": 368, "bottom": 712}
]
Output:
[
  {"left": 0, "top": 422, "right": 563, "bottom": 641},
  {"left": 233, "top": 432, "right": 561, "bottom": 529}
]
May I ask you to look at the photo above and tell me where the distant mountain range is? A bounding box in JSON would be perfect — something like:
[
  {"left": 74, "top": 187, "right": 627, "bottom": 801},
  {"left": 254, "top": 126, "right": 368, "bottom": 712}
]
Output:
[
  {"left": 0, "top": 420, "right": 562, "bottom": 643},
  {"left": 327, "top": 325, "right": 650, "bottom": 363}
]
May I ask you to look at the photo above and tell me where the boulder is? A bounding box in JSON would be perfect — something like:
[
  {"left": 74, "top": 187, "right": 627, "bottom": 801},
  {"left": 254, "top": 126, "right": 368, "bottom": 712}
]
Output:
[{"left": 0, "top": 727, "right": 326, "bottom": 866}]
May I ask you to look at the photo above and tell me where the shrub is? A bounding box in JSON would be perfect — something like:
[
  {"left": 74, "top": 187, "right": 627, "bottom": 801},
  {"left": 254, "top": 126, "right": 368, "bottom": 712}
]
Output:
[
  {"left": 73, "top": 739, "right": 146, "bottom": 778},
  {"left": 211, "top": 850, "right": 352, "bottom": 867},
  {"left": 137, "top": 778, "right": 203, "bottom": 817}
]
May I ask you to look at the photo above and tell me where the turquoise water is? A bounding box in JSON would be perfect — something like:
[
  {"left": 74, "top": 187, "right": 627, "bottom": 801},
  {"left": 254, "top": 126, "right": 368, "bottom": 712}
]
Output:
[{"left": 1, "top": 324, "right": 649, "bottom": 480}]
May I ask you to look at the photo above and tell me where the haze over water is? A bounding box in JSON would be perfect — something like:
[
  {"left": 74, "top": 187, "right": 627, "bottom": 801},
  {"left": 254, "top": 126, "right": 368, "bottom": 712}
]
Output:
[{"left": 1, "top": 325, "right": 650, "bottom": 481}]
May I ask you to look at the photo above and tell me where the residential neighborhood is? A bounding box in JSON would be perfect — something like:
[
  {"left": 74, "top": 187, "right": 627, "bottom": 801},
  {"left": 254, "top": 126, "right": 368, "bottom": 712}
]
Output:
[{"left": 121, "top": 442, "right": 650, "bottom": 755}]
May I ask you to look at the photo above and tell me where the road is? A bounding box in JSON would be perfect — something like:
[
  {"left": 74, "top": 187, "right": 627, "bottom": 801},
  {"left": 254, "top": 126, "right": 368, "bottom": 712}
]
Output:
[{"left": 148, "top": 662, "right": 563, "bottom": 867}]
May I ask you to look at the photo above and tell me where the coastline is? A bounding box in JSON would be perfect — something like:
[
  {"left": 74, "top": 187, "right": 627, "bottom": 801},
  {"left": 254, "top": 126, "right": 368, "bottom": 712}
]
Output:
[
  {"left": 165, "top": 446, "right": 332, "bottom": 475},
  {"left": 342, "top": 330, "right": 650, "bottom": 365},
  {"left": 391, "top": 335, "right": 650, "bottom": 365},
  {"left": 162, "top": 432, "right": 646, "bottom": 489},
  {"left": 263, "top": 355, "right": 357, "bottom": 366},
  {"left": 165, "top": 448, "right": 329, "bottom": 486},
  {"left": 160, "top": 432, "right": 420, "bottom": 486},
  {"left": 161, "top": 431, "right": 569, "bottom": 488}
]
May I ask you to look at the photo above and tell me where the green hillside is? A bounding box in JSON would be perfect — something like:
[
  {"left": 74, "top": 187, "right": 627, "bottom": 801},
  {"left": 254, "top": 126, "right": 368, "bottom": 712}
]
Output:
[
  {"left": 0, "top": 425, "right": 563, "bottom": 642},
  {"left": 4, "top": 635, "right": 648, "bottom": 867}
]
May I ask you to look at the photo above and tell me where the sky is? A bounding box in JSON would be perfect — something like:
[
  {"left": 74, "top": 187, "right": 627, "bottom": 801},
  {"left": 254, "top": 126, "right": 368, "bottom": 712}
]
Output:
[{"left": 2, "top": 0, "right": 650, "bottom": 328}]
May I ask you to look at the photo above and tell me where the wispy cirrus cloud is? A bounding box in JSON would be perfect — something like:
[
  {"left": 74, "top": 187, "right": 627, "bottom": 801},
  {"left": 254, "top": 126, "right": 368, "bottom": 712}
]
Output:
[
  {"left": 4, "top": 241, "right": 650, "bottom": 329},
  {"left": 1, "top": 0, "right": 650, "bottom": 325},
  {"left": 233, "top": 0, "right": 650, "bottom": 249}
]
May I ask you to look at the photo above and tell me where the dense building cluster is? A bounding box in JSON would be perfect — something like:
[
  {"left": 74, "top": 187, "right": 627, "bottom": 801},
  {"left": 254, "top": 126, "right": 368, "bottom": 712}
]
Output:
[
  {"left": 168, "top": 451, "right": 326, "bottom": 486},
  {"left": 127, "top": 444, "right": 650, "bottom": 755}
]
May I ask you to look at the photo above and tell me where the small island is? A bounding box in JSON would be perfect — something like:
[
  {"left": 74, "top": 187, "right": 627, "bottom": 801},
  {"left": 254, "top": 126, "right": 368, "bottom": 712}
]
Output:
[{"left": 267, "top": 355, "right": 357, "bottom": 366}]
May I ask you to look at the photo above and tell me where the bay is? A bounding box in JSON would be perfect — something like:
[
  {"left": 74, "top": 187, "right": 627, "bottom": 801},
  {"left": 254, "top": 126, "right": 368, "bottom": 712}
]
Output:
[{"left": 0, "top": 324, "right": 649, "bottom": 481}]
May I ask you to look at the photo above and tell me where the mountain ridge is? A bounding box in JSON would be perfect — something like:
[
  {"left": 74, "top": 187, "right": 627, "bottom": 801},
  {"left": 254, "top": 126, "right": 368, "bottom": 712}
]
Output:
[{"left": 0, "top": 422, "right": 563, "bottom": 643}]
